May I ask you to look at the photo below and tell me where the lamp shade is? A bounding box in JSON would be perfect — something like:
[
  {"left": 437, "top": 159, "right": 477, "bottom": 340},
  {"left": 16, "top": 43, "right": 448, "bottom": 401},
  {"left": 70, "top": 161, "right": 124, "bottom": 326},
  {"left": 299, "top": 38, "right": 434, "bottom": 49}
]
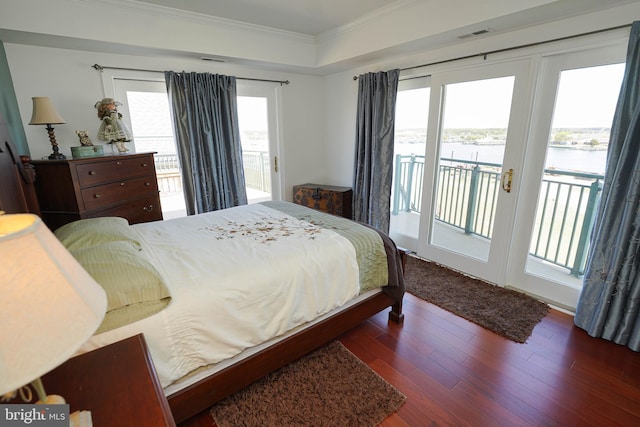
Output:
[
  {"left": 28, "top": 97, "right": 66, "bottom": 125},
  {"left": 0, "top": 214, "right": 107, "bottom": 396}
]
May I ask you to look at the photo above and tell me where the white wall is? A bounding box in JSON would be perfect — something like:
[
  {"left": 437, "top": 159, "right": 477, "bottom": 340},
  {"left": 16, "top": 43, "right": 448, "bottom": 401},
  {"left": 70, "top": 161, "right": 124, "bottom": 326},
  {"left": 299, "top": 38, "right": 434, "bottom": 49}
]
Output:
[
  {"left": 322, "top": 70, "right": 359, "bottom": 186},
  {"left": 4, "top": 43, "right": 326, "bottom": 200}
]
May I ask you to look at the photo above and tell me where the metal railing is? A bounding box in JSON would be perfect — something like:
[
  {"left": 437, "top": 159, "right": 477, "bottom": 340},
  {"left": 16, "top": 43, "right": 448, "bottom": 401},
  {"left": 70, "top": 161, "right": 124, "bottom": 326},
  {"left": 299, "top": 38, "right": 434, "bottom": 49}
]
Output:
[
  {"left": 154, "top": 153, "right": 180, "bottom": 172},
  {"left": 154, "top": 154, "right": 182, "bottom": 194},
  {"left": 392, "top": 154, "right": 603, "bottom": 276},
  {"left": 393, "top": 154, "right": 425, "bottom": 214},
  {"left": 242, "top": 150, "right": 271, "bottom": 193},
  {"left": 152, "top": 151, "right": 271, "bottom": 194}
]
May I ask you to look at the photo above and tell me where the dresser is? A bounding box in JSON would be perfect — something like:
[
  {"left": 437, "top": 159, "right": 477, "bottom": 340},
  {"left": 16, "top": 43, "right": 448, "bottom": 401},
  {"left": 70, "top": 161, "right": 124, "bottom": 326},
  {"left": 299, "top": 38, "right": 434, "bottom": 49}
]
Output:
[
  {"left": 293, "top": 183, "right": 353, "bottom": 218},
  {"left": 32, "top": 152, "right": 163, "bottom": 230}
]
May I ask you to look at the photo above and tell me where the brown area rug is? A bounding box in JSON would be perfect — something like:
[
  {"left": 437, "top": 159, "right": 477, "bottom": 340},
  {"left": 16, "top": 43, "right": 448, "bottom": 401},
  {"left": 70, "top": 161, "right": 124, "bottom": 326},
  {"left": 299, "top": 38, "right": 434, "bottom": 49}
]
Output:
[
  {"left": 210, "top": 341, "right": 406, "bottom": 427},
  {"left": 405, "top": 254, "right": 549, "bottom": 343}
]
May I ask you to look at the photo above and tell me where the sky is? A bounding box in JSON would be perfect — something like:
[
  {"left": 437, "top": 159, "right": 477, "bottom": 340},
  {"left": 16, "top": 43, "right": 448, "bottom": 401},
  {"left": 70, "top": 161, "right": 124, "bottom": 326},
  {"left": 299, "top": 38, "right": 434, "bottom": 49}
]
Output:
[
  {"left": 237, "top": 96, "right": 268, "bottom": 131},
  {"left": 395, "top": 62, "right": 625, "bottom": 130},
  {"left": 552, "top": 63, "right": 624, "bottom": 128}
]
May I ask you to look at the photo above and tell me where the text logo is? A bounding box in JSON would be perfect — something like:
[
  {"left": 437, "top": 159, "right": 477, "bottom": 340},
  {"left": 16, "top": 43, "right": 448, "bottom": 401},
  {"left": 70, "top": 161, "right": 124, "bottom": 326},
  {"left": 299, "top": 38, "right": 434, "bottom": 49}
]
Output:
[{"left": 0, "top": 405, "right": 69, "bottom": 426}]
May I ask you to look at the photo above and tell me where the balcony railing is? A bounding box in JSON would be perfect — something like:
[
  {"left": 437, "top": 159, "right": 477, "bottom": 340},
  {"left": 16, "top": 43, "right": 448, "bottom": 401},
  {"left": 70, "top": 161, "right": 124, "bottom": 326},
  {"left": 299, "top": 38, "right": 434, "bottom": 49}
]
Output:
[
  {"left": 392, "top": 154, "right": 603, "bottom": 277},
  {"left": 154, "top": 154, "right": 182, "bottom": 195},
  {"left": 152, "top": 151, "right": 271, "bottom": 195},
  {"left": 242, "top": 150, "right": 271, "bottom": 193}
]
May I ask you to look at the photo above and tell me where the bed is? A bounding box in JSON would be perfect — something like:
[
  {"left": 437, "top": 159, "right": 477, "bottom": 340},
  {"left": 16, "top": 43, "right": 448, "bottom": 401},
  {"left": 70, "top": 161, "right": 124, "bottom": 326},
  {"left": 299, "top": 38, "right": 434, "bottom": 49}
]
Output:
[{"left": 0, "top": 134, "right": 405, "bottom": 423}]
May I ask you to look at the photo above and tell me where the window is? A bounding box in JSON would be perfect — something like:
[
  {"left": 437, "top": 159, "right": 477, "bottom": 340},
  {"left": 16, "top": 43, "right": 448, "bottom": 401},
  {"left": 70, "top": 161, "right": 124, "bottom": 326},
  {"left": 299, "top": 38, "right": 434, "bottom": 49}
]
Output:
[{"left": 390, "top": 77, "right": 430, "bottom": 248}]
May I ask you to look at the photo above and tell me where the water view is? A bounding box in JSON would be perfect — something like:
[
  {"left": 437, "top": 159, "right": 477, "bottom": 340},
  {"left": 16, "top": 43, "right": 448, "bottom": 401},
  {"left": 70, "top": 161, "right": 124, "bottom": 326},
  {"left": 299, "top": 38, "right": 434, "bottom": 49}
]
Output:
[{"left": 395, "top": 127, "right": 609, "bottom": 175}]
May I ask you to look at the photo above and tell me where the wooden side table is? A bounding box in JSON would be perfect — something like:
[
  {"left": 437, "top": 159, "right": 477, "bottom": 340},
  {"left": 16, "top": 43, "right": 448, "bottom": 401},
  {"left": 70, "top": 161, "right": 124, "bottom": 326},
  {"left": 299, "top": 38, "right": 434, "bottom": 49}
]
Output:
[{"left": 41, "top": 334, "right": 176, "bottom": 427}]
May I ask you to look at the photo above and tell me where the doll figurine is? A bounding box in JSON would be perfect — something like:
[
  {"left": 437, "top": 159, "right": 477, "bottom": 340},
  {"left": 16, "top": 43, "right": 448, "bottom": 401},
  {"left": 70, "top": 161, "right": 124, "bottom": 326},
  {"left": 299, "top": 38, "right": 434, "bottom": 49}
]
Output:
[{"left": 94, "top": 98, "right": 132, "bottom": 153}]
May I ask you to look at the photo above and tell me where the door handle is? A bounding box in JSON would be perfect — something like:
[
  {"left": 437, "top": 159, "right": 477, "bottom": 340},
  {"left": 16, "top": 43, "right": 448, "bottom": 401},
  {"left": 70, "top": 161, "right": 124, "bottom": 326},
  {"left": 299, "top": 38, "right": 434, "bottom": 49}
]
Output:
[{"left": 502, "top": 168, "right": 513, "bottom": 193}]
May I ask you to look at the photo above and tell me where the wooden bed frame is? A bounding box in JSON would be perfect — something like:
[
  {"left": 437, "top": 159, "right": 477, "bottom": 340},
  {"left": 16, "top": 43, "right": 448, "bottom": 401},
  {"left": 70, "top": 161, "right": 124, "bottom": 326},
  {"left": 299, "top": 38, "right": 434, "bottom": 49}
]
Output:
[{"left": 0, "top": 130, "right": 405, "bottom": 423}]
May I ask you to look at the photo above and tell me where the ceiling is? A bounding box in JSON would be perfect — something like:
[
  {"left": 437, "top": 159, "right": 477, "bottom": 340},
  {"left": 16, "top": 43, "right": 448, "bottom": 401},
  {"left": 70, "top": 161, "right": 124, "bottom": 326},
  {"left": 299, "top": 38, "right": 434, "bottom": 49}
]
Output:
[
  {"left": 1, "top": 0, "right": 637, "bottom": 73},
  {"left": 133, "top": 0, "right": 403, "bottom": 36}
]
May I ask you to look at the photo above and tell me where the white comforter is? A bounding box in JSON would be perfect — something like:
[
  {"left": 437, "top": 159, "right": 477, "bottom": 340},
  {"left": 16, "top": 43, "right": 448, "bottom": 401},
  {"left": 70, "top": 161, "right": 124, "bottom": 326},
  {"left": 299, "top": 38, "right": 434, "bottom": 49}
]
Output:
[{"left": 77, "top": 203, "right": 360, "bottom": 388}]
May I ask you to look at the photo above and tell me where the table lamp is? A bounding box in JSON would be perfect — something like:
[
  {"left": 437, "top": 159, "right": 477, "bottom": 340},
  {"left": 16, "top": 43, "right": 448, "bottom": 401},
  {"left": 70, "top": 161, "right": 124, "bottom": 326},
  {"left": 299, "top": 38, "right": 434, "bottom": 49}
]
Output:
[
  {"left": 0, "top": 213, "right": 107, "bottom": 406},
  {"left": 29, "top": 97, "right": 67, "bottom": 160}
]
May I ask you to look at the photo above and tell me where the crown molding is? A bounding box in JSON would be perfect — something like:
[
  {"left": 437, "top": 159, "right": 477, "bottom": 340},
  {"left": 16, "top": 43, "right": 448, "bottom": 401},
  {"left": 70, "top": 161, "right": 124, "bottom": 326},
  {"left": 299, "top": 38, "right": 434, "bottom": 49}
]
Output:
[
  {"left": 73, "top": 0, "right": 315, "bottom": 42},
  {"left": 317, "top": 0, "right": 418, "bottom": 42}
]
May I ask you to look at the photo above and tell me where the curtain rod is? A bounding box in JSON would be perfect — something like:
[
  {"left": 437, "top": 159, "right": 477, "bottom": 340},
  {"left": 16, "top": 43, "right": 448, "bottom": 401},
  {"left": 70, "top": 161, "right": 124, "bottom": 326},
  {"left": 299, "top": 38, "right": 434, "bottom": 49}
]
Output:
[
  {"left": 92, "top": 64, "right": 290, "bottom": 85},
  {"left": 353, "top": 23, "right": 632, "bottom": 80}
]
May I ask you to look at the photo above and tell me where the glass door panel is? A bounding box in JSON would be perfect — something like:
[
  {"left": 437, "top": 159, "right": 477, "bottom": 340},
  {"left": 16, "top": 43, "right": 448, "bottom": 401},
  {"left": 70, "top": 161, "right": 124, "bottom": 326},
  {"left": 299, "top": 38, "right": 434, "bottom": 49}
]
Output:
[
  {"left": 237, "top": 96, "right": 272, "bottom": 203},
  {"left": 524, "top": 63, "right": 624, "bottom": 286},
  {"left": 390, "top": 77, "right": 430, "bottom": 251},
  {"left": 417, "top": 60, "right": 532, "bottom": 285},
  {"left": 432, "top": 76, "right": 515, "bottom": 262},
  {"left": 236, "top": 84, "right": 282, "bottom": 203}
]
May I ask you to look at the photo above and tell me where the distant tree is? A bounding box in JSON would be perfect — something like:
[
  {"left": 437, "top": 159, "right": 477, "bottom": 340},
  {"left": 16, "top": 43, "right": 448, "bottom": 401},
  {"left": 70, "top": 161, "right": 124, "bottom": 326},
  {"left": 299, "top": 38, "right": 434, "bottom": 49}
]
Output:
[{"left": 553, "top": 131, "right": 570, "bottom": 143}]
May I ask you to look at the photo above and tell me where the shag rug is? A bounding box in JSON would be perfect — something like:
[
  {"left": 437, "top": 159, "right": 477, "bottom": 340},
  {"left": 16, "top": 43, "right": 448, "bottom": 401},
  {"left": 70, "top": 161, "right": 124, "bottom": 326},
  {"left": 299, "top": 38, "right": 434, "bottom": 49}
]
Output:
[
  {"left": 405, "top": 254, "right": 549, "bottom": 343},
  {"left": 210, "top": 341, "right": 406, "bottom": 427}
]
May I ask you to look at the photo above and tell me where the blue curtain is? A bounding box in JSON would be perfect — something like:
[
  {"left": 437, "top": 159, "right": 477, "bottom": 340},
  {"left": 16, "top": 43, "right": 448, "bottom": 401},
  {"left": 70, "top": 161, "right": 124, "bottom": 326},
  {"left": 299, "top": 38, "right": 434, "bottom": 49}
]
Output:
[
  {"left": 165, "top": 72, "right": 247, "bottom": 214},
  {"left": 574, "top": 22, "right": 640, "bottom": 351},
  {"left": 352, "top": 69, "right": 399, "bottom": 233}
]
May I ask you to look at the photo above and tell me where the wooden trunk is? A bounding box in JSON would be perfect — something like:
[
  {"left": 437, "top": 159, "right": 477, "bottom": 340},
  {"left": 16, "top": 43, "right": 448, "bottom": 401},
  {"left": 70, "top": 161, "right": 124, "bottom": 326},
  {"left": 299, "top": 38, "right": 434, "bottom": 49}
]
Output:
[{"left": 293, "top": 183, "right": 353, "bottom": 219}]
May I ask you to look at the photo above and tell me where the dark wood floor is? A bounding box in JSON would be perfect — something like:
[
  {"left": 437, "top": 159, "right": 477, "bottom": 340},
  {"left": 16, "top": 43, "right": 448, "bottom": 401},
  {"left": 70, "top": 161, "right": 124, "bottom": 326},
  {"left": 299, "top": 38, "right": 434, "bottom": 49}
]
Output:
[{"left": 179, "top": 293, "right": 640, "bottom": 426}]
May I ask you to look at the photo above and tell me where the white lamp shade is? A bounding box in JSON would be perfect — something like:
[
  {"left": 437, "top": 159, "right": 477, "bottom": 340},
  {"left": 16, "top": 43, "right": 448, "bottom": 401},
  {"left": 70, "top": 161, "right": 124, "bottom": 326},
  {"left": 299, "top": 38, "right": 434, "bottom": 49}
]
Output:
[
  {"left": 29, "top": 97, "right": 66, "bottom": 125},
  {"left": 0, "top": 214, "right": 107, "bottom": 395}
]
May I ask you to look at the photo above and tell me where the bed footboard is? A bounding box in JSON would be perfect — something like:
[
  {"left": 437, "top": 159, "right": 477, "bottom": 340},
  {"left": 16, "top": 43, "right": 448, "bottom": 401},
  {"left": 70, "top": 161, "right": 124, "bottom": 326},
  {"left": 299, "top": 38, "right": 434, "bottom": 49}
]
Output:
[{"left": 167, "top": 290, "right": 399, "bottom": 423}]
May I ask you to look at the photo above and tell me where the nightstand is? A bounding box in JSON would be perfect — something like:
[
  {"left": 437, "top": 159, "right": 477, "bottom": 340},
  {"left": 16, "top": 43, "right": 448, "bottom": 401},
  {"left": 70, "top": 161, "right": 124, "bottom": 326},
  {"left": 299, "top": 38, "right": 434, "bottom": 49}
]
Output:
[{"left": 41, "top": 334, "right": 176, "bottom": 427}]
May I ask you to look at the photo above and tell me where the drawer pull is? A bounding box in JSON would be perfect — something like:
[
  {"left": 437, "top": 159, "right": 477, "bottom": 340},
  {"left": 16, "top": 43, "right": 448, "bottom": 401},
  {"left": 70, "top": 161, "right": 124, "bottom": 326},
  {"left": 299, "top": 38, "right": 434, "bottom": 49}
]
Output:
[
  {"left": 89, "top": 171, "right": 96, "bottom": 175},
  {"left": 311, "top": 188, "right": 322, "bottom": 200},
  {"left": 116, "top": 161, "right": 122, "bottom": 165},
  {"left": 120, "top": 182, "right": 125, "bottom": 186},
  {"left": 143, "top": 205, "right": 154, "bottom": 212},
  {"left": 141, "top": 163, "right": 148, "bottom": 167},
  {"left": 145, "top": 182, "right": 151, "bottom": 186},
  {"left": 94, "top": 194, "right": 101, "bottom": 198}
]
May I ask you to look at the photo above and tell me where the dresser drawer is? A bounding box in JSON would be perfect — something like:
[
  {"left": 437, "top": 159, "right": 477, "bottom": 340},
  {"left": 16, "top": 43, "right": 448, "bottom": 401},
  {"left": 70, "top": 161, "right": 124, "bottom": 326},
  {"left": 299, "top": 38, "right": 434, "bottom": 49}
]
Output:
[
  {"left": 81, "top": 175, "right": 159, "bottom": 211},
  {"left": 293, "top": 184, "right": 353, "bottom": 218},
  {"left": 75, "top": 157, "right": 156, "bottom": 187},
  {"left": 85, "top": 195, "right": 162, "bottom": 224}
]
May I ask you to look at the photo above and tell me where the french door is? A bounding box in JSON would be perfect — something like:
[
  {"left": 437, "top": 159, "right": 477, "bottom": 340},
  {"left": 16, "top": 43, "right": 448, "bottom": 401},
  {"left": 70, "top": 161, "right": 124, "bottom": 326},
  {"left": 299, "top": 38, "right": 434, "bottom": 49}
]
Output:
[
  {"left": 507, "top": 47, "right": 625, "bottom": 309},
  {"left": 402, "top": 45, "right": 626, "bottom": 310},
  {"left": 416, "top": 60, "right": 533, "bottom": 285}
]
